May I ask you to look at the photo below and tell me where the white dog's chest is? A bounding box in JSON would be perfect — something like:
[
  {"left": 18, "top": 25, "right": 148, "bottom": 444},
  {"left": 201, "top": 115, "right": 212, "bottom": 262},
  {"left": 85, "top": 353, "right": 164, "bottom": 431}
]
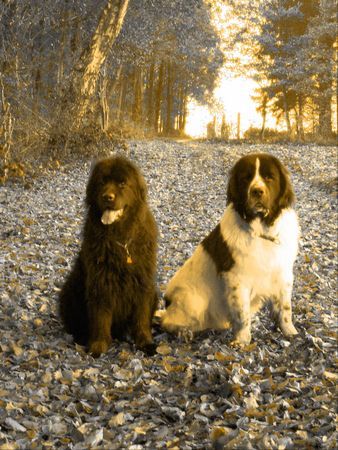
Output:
[
  {"left": 221, "top": 207, "right": 299, "bottom": 297},
  {"left": 227, "top": 239, "right": 289, "bottom": 296}
]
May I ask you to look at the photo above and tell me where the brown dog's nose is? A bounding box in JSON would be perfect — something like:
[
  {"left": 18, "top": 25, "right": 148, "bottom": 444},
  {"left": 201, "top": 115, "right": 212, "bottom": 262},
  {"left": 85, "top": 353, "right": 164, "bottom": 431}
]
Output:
[{"left": 103, "top": 192, "right": 115, "bottom": 202}]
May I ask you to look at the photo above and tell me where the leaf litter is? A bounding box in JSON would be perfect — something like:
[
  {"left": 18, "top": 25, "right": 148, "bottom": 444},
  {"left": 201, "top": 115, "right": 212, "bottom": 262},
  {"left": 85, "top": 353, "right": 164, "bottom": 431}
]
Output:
[{"left": 0, "top": 140, "right": 336, "bottom": 449}]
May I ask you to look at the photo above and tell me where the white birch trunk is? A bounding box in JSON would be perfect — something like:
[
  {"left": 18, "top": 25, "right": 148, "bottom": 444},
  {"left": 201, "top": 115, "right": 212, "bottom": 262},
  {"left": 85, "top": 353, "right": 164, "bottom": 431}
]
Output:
[{"left": 71, "top": 0, "right": 129, "bottom": 127}]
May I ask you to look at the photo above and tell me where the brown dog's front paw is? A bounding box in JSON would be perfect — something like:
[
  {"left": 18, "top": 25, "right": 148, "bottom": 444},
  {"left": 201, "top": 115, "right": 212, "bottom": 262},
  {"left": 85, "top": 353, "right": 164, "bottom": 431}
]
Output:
[
  {"left": 135, "top": 334, "right": 156, "bottom": 356},
  {"left": 138, "top": 342, "right": 157, "bottom": 356},
  {"left": 89, "top": 339, "right": 110, "bottom": 358}
]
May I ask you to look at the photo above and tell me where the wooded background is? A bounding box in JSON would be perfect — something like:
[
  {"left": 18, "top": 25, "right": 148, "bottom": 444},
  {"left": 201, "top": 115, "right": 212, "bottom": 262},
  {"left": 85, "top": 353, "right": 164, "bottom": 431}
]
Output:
[
  {"left": 0, "top": 0, "right": 336, "bottom": 169},
  {"left": 228, "top": 0, "right": 337, "bottom": 142}
]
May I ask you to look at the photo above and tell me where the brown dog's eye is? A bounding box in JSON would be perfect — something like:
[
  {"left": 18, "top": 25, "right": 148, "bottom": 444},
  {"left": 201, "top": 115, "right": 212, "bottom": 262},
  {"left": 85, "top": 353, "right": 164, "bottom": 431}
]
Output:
[
  {"left": 264, "top": 174, "right": 273, "bottom": 181},
  {"left": 119, "top": 182, "right": 126, "bottom": 188}
]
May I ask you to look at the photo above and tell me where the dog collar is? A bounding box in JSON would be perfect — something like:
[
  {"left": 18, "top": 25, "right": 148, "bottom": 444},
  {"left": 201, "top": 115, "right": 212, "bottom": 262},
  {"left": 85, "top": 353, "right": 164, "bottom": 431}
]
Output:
[
  {"left": 259, "top": 233, "right": 280, "bottom": 245},
  {"left": 116, "top": 240, "right": 133, "bottom": 264},
  {"left": 241, "top": 214, "right": 280, "bottom": 245}
]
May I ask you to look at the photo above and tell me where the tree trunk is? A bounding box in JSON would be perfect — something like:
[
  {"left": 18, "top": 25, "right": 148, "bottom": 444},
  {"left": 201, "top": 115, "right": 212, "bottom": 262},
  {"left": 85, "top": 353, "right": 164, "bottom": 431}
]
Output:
[
  {"left": 164, "top": 60, "right": 173, "bottom": 135},
  {"left": 112, "top": 65, "right": 123, "bottom": 93},
  {"left": 69, "top": 0, "right": 129, "bottom": 129},
  {"left": 176, "top": 84, "right": 184, "bottom": 134},
  {"left": 0, "top": 77, "right": 14, "bottom": 167},
  {"left": 317, "top": 81, "right": 332, "bottom": 138},
  {"left": 98, "top": 64, "right": 109, "bottom": 131},
  {"left": 180, "top": 87, "right": 188, "bottom": 133},
  {"left": 70, "top": 12, "right": 80, "bottom": 53},
  {"left": 282, "top": 90, "right": 292, "bottom": 138},
  {"left": 132, "top": 66, "right": 143, "bottom": 123},
  {"left": 207, "top": 117, "right": 216, "bottom": 139},
  {"left": 296, "top": 94, "right": 305, "bottom": 141},
  {"left": 221, "top": 114, "right": 229, "bottom": 140},
  {"left": 236, "top": 113, "right": 241, "bottom": 140},
  {"left": 33, "top": 17, "right": 45, "bottom": 113},
  {"left": 108, "top": 64, "right": 123, "bottom": 116},
  {"left": 316, "top": 8, "right": 335, "bottom": 139},
  {"left": 259, "top": 92, "right": 268, "bottom": 140},
  {"left": 260, "top": 110, "right": 266, "bottom": 140},
  {"left": 117, "top": 68, "right": 127, "bottom": 124},
  {"left": 146, "top": 60, "right": 155, "bottom": 128},
  {"left": 177, "top": 84, "right": 187, "bottom": 133},
  {"left": 154, "top": 61, "right": 164, "bottom": 133},
  {"left": 177, "top": 85, "right": 183, "bottom": 132},
  {"left": 57, "top": 4, "right": 69, "bottom": 96}
]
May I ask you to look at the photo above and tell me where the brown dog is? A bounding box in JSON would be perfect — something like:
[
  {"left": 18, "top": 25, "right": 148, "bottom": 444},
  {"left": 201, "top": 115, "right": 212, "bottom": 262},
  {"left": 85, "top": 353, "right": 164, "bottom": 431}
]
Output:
[{"left": 59, "top": 156, "right": 158, "bottom": 357}]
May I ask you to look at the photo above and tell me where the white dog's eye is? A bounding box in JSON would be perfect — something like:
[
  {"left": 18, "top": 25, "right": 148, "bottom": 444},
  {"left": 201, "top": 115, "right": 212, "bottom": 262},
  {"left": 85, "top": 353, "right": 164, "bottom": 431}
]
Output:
[{"left": 241, "top": 173, "right": 252, "bottom": 182}]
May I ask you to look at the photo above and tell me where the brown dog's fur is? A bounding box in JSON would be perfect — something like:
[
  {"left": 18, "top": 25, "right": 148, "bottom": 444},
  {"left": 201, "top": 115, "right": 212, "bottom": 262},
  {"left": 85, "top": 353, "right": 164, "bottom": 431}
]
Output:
[{"left": 59, "top": 156, "right": 158, "bottom": 356}]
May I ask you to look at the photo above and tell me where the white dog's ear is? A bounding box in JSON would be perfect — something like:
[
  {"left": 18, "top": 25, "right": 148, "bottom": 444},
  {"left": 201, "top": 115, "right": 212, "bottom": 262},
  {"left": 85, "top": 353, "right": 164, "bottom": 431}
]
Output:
[
  {"left": 226, "top": 168, "right": 237, "bottom": 205},
  {"left": 276, "top": 160, "right": 295, "bottom": 208}
]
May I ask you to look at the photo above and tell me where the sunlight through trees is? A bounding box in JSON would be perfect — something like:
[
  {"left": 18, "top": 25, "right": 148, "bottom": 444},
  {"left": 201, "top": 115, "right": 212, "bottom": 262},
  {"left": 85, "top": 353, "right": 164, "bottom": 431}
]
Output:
[{"left": 0, "top": 0, "right": 336, "bottom": 166}]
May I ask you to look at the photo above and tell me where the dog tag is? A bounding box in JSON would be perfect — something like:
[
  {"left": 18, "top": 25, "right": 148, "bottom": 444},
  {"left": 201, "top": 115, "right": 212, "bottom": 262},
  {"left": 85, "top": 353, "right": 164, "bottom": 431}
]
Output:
[
  {"left": 126, "top": 255, "right": 133, "bottom": 264},
  {"left": 125, "top": 245, "right": 133, "bottom": 264},
  {"left": 116, "top": 240, "right": 133, "bottom": 264}
]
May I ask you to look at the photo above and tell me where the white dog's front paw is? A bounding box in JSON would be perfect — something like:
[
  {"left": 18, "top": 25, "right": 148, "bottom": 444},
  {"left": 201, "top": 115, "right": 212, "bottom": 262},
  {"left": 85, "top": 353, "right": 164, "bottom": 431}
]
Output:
[
  {"left": 280, "top": 322, "right": 298, "bottom": 337},
  {"left": 178, "top": 327, "right": 194, "bottom": 343},
  {"left": 231, "top": 328, "right": 251, "bottom": 347}
]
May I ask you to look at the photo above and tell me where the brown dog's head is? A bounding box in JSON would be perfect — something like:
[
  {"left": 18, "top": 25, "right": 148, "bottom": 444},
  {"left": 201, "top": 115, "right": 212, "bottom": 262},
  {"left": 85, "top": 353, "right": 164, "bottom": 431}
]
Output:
[
  {"left": 227, "top": 153, "right": 294, "bottom": 224},
  {"left": 86, "top": 156, "right": 147, "bottom": 225}
]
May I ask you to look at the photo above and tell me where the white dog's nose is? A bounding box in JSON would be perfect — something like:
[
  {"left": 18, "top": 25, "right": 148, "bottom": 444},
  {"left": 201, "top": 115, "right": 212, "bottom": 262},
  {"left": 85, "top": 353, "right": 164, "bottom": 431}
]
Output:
[{"left": 250, "top": 187, "right": 264, "bottom": 198}]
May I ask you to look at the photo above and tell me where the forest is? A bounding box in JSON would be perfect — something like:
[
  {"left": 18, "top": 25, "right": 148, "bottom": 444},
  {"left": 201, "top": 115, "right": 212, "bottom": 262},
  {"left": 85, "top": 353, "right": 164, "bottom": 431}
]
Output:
[{"left": 0, "top": 0, "right": 336, "bottom": 173}]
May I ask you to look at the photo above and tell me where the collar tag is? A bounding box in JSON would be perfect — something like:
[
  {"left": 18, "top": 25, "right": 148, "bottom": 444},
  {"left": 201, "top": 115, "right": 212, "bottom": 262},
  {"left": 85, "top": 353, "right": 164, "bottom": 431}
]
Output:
[
  {"left": 116, "top": 240, "right": 133, "bottom": 264},
  {"left": 126, "top": 254, "right": 133, "bottom": 264}
]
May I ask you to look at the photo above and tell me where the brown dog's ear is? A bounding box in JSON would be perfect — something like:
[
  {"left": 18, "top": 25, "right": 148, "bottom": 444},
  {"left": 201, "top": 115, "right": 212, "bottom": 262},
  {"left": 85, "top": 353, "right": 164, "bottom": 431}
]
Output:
[
  {"left": 85, "top": 160, "right": 102, "bottom": 207},
  {"left": 137, "top": 173, "right": 147, "bottom": 202},
  {"left": 278, "top": 161, "right": 295, "bottom": 209},
  {"left": 85, "top": 172, "right": 95, "bottom": 207},
  {"left": 89, "top": 158, "right": 98, "bottom": 172}
]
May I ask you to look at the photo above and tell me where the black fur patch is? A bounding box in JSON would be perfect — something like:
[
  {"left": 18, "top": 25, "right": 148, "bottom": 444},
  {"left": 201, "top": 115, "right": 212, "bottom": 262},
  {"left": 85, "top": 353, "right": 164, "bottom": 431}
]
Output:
[{"left": 202, "top": 224, "right": 234, "bottom": 274}]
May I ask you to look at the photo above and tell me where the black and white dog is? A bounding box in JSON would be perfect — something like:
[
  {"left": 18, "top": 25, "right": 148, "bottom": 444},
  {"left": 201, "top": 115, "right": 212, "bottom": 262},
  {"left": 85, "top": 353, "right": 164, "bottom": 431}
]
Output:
[{"left": 161, "top": 153, "right": 299, "bottom": 345}]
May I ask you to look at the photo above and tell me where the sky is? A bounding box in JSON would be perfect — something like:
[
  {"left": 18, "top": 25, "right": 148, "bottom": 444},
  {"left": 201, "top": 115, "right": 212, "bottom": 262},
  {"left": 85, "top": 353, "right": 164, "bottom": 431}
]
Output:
[{"left": 185, "top": 76, "right": 276, "bottom": 138}]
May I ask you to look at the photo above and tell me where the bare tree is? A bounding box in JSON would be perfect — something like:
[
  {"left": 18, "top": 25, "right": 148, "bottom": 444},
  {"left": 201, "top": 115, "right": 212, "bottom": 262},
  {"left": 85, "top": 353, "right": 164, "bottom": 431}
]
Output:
[
  {"left": 0, "top": 77, "right": 14, "bottom": 167},
  {"left": 68, "top": 0, "right": 129, "bottom": 130}
]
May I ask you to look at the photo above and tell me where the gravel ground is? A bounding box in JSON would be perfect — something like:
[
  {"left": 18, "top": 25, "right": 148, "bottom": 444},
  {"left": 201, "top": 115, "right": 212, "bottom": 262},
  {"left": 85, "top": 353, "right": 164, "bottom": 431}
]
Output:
[{"left": 0, "top": 140, "right": 337, "bottom": 449}]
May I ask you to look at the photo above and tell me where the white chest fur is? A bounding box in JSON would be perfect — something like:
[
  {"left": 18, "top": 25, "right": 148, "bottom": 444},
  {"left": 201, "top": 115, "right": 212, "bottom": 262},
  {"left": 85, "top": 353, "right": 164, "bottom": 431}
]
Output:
[{"left": 220, "top": 204, "right": 299, "bottom": 297}]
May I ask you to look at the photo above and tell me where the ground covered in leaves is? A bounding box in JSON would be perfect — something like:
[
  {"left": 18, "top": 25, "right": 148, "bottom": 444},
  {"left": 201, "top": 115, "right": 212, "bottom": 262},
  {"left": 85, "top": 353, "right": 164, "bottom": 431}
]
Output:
[{"left": 0, "top": 140, "right": 337, "bottom": 449}]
